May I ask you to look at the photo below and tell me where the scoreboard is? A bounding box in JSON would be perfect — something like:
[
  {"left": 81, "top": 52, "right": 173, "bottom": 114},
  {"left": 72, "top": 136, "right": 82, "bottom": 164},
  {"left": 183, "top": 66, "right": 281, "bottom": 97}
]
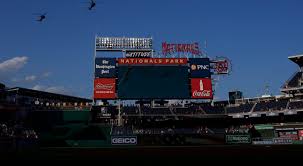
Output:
[{"left": 94, "top": 58, "right": 212, "bottom": 99}]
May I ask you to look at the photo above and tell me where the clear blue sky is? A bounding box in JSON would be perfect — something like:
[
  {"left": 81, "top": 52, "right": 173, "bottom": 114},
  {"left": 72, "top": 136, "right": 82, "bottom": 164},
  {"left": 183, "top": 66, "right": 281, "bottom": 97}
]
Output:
[{"left": 0, "top": 0, "right": 302, "bottom": 100}]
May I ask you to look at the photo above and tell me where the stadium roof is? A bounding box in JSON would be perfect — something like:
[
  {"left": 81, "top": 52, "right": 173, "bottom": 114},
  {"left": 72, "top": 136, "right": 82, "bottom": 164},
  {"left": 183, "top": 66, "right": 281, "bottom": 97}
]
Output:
[
  {"left": 6, "top": 87, "right": 92, "bottom": 103},
  {"left": 288, "top": 55, "right": 303, "bottom": 67},
  {"left": 0, "top": 83, "right": 5, "bottom": 89}
]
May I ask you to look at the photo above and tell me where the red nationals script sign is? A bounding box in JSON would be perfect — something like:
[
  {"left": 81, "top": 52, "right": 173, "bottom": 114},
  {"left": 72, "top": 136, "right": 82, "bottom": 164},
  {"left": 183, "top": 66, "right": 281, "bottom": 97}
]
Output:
[
  {"left": 162, "top": 42, "right": 201, "bottom": 56},
  {"left": 94, "top": 78, "right": 116, "bottom": 99},
  {"left": 191, "top": 78, "right": 213, "bottom": 99}
]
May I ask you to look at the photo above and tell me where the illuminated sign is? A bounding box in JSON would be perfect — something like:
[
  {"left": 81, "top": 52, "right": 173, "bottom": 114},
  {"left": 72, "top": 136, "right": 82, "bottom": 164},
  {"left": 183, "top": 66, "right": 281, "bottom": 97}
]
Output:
[
  {"left": 96, "top": 37, "right": 152, "bottom": 50},
  {"left": 191, "top": 78, "right": 213, "bottom": 99},
  {"left": 118, "top": 58, "right": 188, "bottom": 65},
  {"left": 94, "top": 78, "right": 116, "bottom": 99},
  {"left": 95, "top": 58, "right": 116, "bottom": 78},
  {"left": 125, "top": 51, "right": 152, "bottom": 58},
  {"left": 190, "top": 58, "right": 211, "bottom": 78},
  {"left": 162, "top": 42, "right": 201, "bottom": 56}
]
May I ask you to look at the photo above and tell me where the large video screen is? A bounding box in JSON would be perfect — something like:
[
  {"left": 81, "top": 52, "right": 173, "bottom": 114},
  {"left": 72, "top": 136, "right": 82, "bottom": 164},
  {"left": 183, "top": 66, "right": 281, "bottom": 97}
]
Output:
[{"left": 117, "top": 66, "right": 190, "bottom": 99}]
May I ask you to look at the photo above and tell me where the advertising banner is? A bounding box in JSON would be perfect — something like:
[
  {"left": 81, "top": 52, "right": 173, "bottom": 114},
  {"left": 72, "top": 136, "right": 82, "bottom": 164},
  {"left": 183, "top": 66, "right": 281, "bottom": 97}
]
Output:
[
  {"left": 189, "top": 58, "right": 210, "bottom": 78},
  {"left": 273, "top": 138, "right": 293, "bottom": 144},
  {"left": 252, "top": 140, "right": 274, "bottom": 145},
  {"left": 95, "top": 58, "right": 116, "bottom": 78},
  {"left": 278, "top": 131, "right": 298, "bottom": 140},
  {"left": 94, "top": 78, "right": 116, "bottom": 99},
  {"left": 225, "top": 135, "right": 251, "bottom": 144},
  {"left": 215, "top": 60, "right": 229, "bottom": 74},
  {"left": 191, "top": 78, "right": 213, "bottom": 99},
  {"left": 111, "top": 136, "right": 137, "bottom": 145},
  {"left": 299, "top": 130, "right": 303, "bottom": 140},
  {"left": 125, "top": 51, "right": 152, "bottom": 58},
  {"left": 118, "top": 58, "right": 188, "bottom": 65}
]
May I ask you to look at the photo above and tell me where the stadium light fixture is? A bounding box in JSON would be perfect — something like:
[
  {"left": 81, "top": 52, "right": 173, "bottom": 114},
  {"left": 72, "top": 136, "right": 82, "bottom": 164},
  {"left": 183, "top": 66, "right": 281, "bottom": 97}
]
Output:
[{"left": 95, "top": 37, "right": 153, "bottom": 51}]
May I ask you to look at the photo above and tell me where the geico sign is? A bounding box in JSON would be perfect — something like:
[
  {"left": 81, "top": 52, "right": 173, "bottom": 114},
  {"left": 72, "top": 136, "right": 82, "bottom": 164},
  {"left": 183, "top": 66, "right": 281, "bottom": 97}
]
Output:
[{"left": 111, "top": 137, "right": 137, "bottom": 145}]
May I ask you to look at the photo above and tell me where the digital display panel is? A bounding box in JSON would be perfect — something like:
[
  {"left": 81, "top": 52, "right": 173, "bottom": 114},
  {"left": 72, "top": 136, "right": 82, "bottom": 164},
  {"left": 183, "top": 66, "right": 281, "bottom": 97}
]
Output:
[{"left": 117, "top": 66, "right": 190, "bottom": 99}]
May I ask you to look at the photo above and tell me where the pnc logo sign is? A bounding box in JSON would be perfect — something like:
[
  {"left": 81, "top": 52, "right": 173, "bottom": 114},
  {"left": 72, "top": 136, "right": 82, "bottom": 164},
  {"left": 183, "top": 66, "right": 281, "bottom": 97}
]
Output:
[
  {"left": 191, "top": 64, "right": 209, "bottom": 71},
  {"left": 111, "top": 136, "right": 137, "bottom": 145},
  {"left": 190, "top": 58, "right": 210, "bottom": 78},
  {"left": 191, "top": 78, "right": 213, "bottom": 99}
]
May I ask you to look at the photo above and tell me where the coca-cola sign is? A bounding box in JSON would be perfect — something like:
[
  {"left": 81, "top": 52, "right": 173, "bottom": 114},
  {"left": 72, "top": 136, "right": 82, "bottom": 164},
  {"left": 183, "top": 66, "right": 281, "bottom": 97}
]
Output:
[
  {"left": 94, "top": 78, "right": 116, "bottom": 99},
  {"left": 191, "top": 78, "right": 213, "bottom": 99},
  {"left": 125, "top": 51, "right": 151, "bottom": 58}
]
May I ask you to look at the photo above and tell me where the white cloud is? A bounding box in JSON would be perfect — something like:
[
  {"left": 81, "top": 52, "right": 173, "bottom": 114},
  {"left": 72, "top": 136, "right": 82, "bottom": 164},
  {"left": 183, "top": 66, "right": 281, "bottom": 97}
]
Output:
[
  {"left": 32, "top": 85, "right": 71, "bottom": 96},
  {"left": 0, "top": 56, "right": 28, "bottom": 72},
  {"left": 42, "top": 72, "right": 51, "bottom": 78},
  {"left": 32, "top": 85, "right": 46, "bottom": 91},
  {"left": 11, "top": 78, "right": 18, "bottom": 82},
  {"left": 45, "top": 86, "right": 69, "bottom": 95},
  {"left": 25, "top": 75, "right": 36, "bottom": 82}
]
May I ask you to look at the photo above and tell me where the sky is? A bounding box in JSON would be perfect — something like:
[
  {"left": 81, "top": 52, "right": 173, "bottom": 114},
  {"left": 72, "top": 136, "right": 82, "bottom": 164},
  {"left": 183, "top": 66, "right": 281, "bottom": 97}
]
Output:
[{"left": 0, "top": 0, "right": 303, "bottom": 100}]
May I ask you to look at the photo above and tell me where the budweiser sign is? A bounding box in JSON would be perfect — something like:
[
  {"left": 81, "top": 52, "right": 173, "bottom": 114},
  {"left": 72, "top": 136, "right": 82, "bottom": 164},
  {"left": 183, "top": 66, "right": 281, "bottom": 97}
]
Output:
[
  {"left": 95, "top": 83, "right": 114, "bottom": 90},
  {"left": 191, "top": 78, "right": 213, "bottom": 99},
  {"left": 94, "top": 78, "right": 116, "bottom": 99},
  {"left": 162, "top": 42, "right": 201, "bottom": 56}
]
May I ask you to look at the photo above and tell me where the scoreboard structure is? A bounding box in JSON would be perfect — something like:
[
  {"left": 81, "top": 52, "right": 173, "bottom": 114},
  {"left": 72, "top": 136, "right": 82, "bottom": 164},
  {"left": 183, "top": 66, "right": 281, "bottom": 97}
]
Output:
[
  {"left": 94, "top": 57, "right": 212, "bottom": 100},
  {"left": 93, "top": 36, "right": 229, "bottom": 101}
]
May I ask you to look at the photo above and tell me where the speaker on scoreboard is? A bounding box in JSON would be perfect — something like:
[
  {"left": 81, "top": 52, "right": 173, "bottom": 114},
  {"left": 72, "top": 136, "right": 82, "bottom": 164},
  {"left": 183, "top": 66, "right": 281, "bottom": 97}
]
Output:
[{"left": 229, "top": 91, "right": 243, "bottom": 104}]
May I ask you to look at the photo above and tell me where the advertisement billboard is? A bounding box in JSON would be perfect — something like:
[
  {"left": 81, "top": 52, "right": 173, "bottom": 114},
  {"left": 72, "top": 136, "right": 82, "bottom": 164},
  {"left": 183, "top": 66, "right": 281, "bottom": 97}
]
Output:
[
  {"left": 118, "top": 58, "right": 188, "bottom": 65},
  {"left": 191, "top": 78, "right": 213, "bottom": 99},
  {"left": 225, "top": 135, "right": 251, "bottom": 144},
  {"left": 225, "top": 134, "right": 251, "bottom": 144},
  {"left": 278, "top": 131, "right": 298, "bottom": 140},
  {"left": 298, "top": 130, "right": 303, "bottom": 140},
  {"left": 273, "top": 138, "right": 293, "bottom": 144},
  {"left": 94, "top": 78, "right": 116, "bottom": 99},
  {"left": 189, "top": 58, "right": 210, "bottom": 78},
  {"left": 215, "top": 60, "right": 229, "bottom": 74},
  {"left": 95, "top": 58, "right": 116, "bottom": 78},
  {"left": 111, "top": 136, "right": 137, "bottom": 145},
  {"left": 125, "top": 51, "right": 152, "bottom": 58}
]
